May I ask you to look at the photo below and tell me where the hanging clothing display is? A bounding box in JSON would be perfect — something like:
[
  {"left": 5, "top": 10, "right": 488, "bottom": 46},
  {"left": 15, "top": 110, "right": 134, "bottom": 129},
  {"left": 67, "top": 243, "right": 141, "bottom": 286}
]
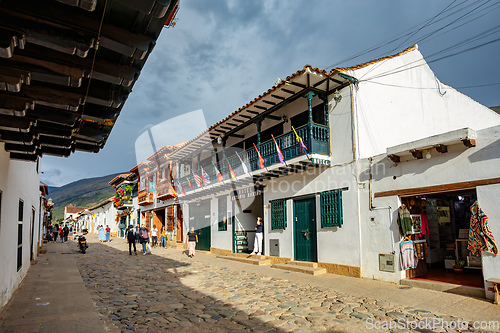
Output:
[
  {"left": 400, "top": 240, "right": 418, "bottom": 270},
  {"left": 469, "top": 201, "right": 498, "bottom": 256},
  {"left": 419, "top": 213, "right": 429, "bottom": 237},
  {"left": 397, "top": 205, "right": 412, "bottom": 236}
]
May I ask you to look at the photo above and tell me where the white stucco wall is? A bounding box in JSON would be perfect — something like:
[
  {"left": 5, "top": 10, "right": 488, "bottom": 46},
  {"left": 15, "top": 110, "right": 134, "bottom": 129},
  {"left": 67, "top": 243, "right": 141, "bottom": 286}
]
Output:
[
  {"left": 0, "top": 145, "right": 42, "bottom": 309},
  {"left": 264, "top": 163, "right": 361, "bottom": 267},
  {"left": 366, "top": 125, "right": 500, "bottom": 294},
  {"left": 343, "top": 46, "right": 500, "bottom": 159}
]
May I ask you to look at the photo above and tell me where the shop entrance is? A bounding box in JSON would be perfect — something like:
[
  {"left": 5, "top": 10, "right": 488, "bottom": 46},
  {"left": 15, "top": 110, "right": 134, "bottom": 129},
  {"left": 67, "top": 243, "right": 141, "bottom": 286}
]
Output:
[
  {"left": 294, "top": 197, "right": 317, "bottom": 262},
  {"left": 153, "top": 208, "right": 165, "bottom": 233},
  {"left": 189, "top": 200, "right": 211, "bottom": 251},
  {"left": 402, "top": 190, "right": 484, "bottom": 289}
]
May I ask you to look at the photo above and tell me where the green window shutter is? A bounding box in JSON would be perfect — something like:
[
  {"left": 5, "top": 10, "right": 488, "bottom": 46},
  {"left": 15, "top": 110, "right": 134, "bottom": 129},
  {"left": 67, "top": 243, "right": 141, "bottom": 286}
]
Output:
[
  {"left": 320, "top": 189, "right": 343, "bottom": 228},
  {"left": 271, "top": 199, "right": 286, "bottom": 230}
]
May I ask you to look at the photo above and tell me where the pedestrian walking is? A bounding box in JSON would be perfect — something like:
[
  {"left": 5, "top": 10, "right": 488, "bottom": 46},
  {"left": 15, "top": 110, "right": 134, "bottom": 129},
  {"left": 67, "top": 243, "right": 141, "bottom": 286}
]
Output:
[
  {"left": 52, "top": 224, "right": 59, "bottom": 242},
  {"left": 135, "top": 225, "right": 140, "bottom": 242},
  {"left": 139, "top": 225, "right": 149, "bottom": 255},
  {"left": 98, "top": 225, "right": 105, "bottom": 242},
  {"left": 151, "top": 225, "right": 158, "bottom": 247},
  {"left": 160, "top": 227, "right": 167, "bottom": 248},
  {"left": 105, "top": 225, "right": 111, "bottom": 242},
  {"left": 250, "top": 217, "right": 263, "bottom": 255},
  {"left": 60, "top": 226, "right": 65, "bottom": 243},
  {"left": 63, "top": 224, "right": 69, "bottom": 243},
  {"left": 186, "top": 227, "right": 198, "bottom": 258},
  {"left": 126, "top": 225, "right": 137, "bottom": 255}
]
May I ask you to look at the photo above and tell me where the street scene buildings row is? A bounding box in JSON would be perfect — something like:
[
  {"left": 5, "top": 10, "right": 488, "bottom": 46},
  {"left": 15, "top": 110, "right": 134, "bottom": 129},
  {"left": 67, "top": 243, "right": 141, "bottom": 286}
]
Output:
[{"left": 76, "top": 45, "right": 499, "bottom": 301}]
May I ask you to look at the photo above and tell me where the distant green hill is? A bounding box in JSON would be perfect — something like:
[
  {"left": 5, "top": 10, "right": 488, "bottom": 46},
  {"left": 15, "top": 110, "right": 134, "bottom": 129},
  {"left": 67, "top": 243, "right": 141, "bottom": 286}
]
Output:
[{"left": 48, "top": 172, "right": 124, "bottom": 221}]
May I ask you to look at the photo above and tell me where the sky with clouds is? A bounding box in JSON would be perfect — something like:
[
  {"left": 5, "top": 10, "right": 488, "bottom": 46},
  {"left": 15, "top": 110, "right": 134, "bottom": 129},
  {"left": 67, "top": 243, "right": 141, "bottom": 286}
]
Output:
[{"left": 41, "top": 0, "right": 500, "bottom": 187}]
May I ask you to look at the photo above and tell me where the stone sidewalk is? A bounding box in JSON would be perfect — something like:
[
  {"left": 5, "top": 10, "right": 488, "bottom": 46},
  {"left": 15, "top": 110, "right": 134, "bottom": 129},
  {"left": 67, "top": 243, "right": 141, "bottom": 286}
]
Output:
[
  {"left": 1, "top": 235, "right": 499, "bottom": 332},
  {"left": 0, "top": 240, "right": 107, "bottom": 333}
]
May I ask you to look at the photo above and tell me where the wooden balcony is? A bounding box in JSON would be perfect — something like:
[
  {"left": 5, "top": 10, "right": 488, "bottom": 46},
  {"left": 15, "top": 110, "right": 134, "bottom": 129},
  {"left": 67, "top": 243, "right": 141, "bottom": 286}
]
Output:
[
  {"left": 178, "top": 122, "right": 330, "bottom": 194},
  {"left": 138, "top": 190, "right": 154, "bottom": 206},
  {"left": 157, "top": 180, "right": 176, "bottom": 200}
]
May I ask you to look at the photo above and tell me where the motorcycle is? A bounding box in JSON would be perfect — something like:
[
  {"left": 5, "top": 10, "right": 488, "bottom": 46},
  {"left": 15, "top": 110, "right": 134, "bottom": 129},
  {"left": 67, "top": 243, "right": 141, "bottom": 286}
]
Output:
[{"left": 78, "top": 235, "right": 88, "bottom": 254}]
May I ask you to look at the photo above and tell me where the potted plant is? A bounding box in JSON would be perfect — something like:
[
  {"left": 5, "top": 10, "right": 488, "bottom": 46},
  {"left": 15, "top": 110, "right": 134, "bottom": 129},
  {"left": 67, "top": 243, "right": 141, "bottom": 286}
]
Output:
[{"left": 453, "top": 259, "right": 466, "bottom": 273}]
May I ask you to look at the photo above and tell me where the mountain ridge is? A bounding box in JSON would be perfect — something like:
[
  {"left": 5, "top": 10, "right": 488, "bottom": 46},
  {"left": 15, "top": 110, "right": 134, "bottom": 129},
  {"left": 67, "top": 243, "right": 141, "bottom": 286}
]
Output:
[{"left": 47, "top": 172, "right": 125, "bottom": 221}]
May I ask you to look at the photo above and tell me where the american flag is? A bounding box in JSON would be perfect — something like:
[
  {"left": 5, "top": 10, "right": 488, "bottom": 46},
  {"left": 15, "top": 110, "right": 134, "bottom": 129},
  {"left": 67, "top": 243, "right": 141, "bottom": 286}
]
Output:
[
  {"left": 192, "top": 170, "right": 202, "bottom": 188},
  {"left": 201, "top": 167, "right": 211, "bottom": 186}
]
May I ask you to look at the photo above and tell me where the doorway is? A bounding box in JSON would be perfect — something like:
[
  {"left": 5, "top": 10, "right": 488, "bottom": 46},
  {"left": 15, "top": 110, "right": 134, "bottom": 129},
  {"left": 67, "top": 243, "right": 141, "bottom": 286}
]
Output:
[
  {"left": 189, "top": 200, "right": 211, "bottom": 251},
  {"left": 293, "top": 197, "right": 317, "bottom": 262},
  {"left": 403, "top": 190, "right": 484, "bottom": 289}
]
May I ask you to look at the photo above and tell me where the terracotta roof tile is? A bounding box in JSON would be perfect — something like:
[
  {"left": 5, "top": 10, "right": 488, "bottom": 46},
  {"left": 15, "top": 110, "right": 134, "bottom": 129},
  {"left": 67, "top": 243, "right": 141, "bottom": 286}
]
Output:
[{"left": 331, "top": 44, "right": 418, "bottom": 73}]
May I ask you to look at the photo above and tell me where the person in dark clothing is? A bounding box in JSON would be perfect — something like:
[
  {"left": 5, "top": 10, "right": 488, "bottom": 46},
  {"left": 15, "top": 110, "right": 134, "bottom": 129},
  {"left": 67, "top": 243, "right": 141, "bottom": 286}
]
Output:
[
  {"left": 251, "top": 217, "right": 263, "bottom": 255},
  {"left": 127, "top": 225, "right": 137, "bottom": 255},
  {"left": 185, "top": 227, "right": 198, "bottom": 258},
  {"left": 63, "top": 225, "right": 69, "bottom": 242}
]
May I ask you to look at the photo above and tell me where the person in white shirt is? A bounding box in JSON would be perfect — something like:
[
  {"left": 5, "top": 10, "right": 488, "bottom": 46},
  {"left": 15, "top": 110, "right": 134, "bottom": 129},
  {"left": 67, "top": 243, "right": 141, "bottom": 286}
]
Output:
[{"left": 151, "top": 225, "right": 158, "bottom": 247}]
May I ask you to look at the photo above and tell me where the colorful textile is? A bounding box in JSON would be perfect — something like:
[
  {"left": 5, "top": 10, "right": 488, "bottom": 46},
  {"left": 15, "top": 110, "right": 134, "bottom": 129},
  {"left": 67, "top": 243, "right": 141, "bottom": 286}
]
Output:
[
  {"left": 186, "top": 176, "right": 194, "bottom": 188},
  {"left": 292, "top": 126, "right": 308, "bottom": 154},
  {"left": 235, "top": 151, "right": 249, "bottom": 174},
  {"left": 201, "top": 167, "right": 210, "bottom": 186},
  {"left": 419, "top": 213, "right": 429, "bottom": 236},
  {"left": 212, "top": 162, "right": 224, "bottom": 183},
  {"left": 192, "top": 170, "right": 202, "bottom": 188},
  {"left": 271, "top": 134, "right": 285, "bottom": 165},
  {"left": 176, "top": 178, "right": 186, "bottom": 195},
  {"left": 253, "top": 143, "right": 266, "bottom": 169},
  {"left": 400, "top": 240, "right": 418, "bottom": 270},
  {"left": 227, "top": 159, "right": 236, "bottom": 179},
  {"left": 469, "top": 201, "right": 498, "bottom": 256},
  {"left": 397, "top": 205, "right": 412, "bottom": 236}
]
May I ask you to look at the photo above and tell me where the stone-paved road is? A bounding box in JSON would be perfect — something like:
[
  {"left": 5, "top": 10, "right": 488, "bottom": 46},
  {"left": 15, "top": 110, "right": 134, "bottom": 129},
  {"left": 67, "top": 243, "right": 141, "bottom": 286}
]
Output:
[{"left": 74, "top": 235, "right": 496, "bottom": 333}]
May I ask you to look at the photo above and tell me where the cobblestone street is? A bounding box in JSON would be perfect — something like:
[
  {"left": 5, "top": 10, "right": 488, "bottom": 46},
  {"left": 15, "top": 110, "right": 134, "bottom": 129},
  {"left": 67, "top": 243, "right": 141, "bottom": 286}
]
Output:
[{"left": 72, "top": 235, "right": 499, "bottom": 333}]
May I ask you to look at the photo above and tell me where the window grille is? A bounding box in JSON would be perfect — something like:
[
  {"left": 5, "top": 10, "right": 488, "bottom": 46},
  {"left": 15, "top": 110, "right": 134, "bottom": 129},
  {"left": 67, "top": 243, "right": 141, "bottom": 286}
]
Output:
[{"left": 320, "top": 189, "right": 343, "bottom": 228}]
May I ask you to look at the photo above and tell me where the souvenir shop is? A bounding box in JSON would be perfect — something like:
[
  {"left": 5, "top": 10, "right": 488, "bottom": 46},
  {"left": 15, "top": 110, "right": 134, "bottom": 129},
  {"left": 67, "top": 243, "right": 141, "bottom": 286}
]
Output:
[{"left": 398, "top": 189, "right": 496, "bottom": 289}]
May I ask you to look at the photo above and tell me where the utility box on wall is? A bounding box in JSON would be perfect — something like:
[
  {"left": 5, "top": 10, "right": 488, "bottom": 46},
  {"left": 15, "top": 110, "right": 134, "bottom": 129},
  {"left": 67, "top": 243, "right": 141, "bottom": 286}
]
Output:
[
  {"left": 379, "top": 253, "right": 395, "bottom": 272},
  {"left": 270, "top": 239, "right": 279, "bottom": 257}
]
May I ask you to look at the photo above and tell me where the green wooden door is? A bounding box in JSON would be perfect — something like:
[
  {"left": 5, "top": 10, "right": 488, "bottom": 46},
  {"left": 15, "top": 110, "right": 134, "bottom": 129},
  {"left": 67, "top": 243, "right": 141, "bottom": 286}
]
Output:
[
  {"left": 294, "top": 198, "right": 317, "bottom": 262},
  {"left": 190, "top": 200, "right": 211, "bottom": 251}
]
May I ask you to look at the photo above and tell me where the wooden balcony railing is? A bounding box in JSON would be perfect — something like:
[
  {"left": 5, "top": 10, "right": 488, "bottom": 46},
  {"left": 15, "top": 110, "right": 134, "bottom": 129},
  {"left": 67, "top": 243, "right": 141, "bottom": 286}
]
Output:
[
  {"left": 138, "top": 190, "right": 154, "bottom": 206},
  {"left": 178, "top": 122, "right": 330, "bottom": 194}
]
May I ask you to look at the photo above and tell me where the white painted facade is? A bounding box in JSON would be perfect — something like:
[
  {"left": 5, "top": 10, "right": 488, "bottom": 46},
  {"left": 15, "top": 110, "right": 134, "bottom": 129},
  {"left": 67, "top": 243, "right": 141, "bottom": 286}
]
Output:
[{"left": 0, "top": 144, "right": 45, "bottom": 309}]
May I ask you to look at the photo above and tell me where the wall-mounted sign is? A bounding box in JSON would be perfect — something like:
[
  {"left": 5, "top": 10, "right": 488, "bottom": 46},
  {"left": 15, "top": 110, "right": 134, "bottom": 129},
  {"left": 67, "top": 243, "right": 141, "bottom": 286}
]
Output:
[
  {"left": 311, "top": 158, "right": 330, "bottom": 166},
  {"left": 230, "top": 186, "right": 262, "bottom": 201}
]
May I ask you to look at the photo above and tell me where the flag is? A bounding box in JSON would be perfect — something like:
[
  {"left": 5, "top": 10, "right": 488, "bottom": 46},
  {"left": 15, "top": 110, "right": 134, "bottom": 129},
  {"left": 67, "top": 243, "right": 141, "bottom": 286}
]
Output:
[
  {"left": 171, "top": 183, "right": 177, "bottom": 197},
  {"left": 186, "top": 176, "right": 194, "bottom": 188},
  {"left": 175, "top": 177, "right": 185, "bottom": 195},
  {"left": 253, "top": 143, "right": 266, "bottom": 169},
  {"left": 271, "top": 134, "right": 285, "bottom": 165},
  {"left": 212, "top": 161, "right": 224, "bottom": 183},
  {"left": 227, "top": 159, "right": 236, "bottom": 180},
  {"left": 235, "top": 151, "right": 249, "bottom": 174},
  {"left": 192, "top": 170, "right": 202, "bottom": 188},
  {"left": 201, "top": 167, "right": 211, "bottom": 186},
  {"left": 176, "top": 178, "right": 185, "bottom": 195},
  {"left": 292, "top": 126, "right": 308, "bottom": 154}
]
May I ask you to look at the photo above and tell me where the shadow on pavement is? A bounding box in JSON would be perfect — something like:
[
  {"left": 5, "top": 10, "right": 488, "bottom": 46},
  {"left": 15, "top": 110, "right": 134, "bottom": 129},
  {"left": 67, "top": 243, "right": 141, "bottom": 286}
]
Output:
[{"left": 73, "top": 235, "right": 291, "bottom": 332}]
